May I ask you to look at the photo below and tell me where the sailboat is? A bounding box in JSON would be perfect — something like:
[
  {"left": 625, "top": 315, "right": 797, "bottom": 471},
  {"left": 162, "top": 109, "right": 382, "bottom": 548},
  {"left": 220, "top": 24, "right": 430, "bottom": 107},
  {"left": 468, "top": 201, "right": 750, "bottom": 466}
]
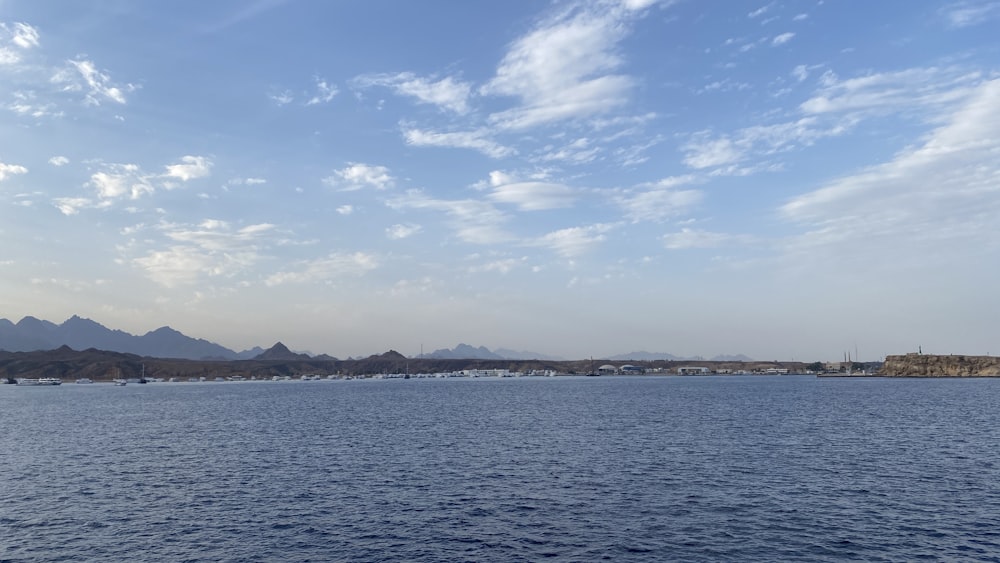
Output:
[{"left": 113, "top": 365, "right": 127, "bottom": 386}]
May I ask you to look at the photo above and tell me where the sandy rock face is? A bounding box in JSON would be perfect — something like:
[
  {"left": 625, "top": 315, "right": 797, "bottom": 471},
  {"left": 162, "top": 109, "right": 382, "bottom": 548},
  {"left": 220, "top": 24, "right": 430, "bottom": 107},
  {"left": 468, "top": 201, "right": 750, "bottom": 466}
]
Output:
[{"left": 881, "top": 354, "right": 1000, "bottom": 376}]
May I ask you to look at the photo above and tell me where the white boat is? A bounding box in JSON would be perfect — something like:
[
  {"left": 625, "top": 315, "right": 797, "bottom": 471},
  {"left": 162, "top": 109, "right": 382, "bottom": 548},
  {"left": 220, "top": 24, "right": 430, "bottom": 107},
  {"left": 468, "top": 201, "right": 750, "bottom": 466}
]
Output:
[
  {"left": 17, "top": 377, "right": 62, "bottom": 386},
  {"left": 113, "top": 379, "right": 127, "bottom": 386},
  {"left": 75, "top": 378, "right": 94, "bottom": 384}
]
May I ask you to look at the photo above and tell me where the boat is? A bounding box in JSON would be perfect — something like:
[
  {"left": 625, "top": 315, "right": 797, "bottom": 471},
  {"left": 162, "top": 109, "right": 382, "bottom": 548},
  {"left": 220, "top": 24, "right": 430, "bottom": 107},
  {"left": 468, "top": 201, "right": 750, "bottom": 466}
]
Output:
[
  {"left": 113, "top": 378, "right": 127, "bottom": 386},
  {"left": 75, "top": 378, "right": 94, "bottom": 384},
  {"left": 17, "top": 377, "right": 62, "bottom": 386}
]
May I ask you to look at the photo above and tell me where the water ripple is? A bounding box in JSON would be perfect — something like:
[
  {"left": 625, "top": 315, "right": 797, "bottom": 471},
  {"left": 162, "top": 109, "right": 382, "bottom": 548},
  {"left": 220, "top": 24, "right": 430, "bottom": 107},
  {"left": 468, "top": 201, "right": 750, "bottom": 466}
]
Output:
[{"left": 3, "top": 377, "right": 1000, "bottom": 561}]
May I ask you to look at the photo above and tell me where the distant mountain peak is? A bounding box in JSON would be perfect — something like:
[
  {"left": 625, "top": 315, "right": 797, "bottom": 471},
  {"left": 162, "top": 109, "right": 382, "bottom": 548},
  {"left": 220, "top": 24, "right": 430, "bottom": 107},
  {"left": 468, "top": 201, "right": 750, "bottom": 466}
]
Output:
[
  {"left": 148, "top": 326, "right": 181, "bottom": 335},
  {"left": 379, "top": 350, "right": 407, "bottom": 360},
  {"left": 422, "top": 343, "right": 560, "bottom": 360},
  {"left": 254, "top": 342, "right": 311, "bottom": 361}
]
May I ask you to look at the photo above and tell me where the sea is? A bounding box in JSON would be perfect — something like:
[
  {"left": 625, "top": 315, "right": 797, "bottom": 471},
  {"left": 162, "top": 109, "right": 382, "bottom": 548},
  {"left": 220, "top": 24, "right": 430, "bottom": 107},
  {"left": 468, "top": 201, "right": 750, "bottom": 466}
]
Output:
[{"left": 3, "top": 375, "right": 1000, "bottom": 562}]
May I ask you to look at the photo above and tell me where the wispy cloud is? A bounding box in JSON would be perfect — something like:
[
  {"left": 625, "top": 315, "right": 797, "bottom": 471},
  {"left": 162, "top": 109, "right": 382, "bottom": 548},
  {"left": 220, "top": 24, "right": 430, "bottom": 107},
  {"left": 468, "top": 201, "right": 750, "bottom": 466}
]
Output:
[
  {"left": 52, "top": 197, "right": 91, "bottom": 216},
  {"left": 264, "top": 252, "right": 378, "bottom": 286},
  {"left": 615, "top": 176, "right": 702, "bottom": 222},
  {"left": 203, "top": 0, "right": 294, "bottom": 33},
  {"left": 480, "top": 1, "right": 652, "bottom": 130},
  {"left": 800, "top": 67, "right": 982, "bottom": 116},
  {"left": 51, "top": 58, "right": 137, "bottom": 105},
  {"left": 771, "top": 32, "right": 795, "bottom": 46},
  {"left": 748, "top": 3, "right": 775, "bottom": 18},
  {"left": 323, "top": 162, "right": 394, "bottom": 191},
  {"left": 942, "top": 1, "right": 1000, "bottom": 27},
  {"left": 386, "top": 223, "right": 422, "bottom": 240},
  {"left": 133, "top": 221, "right": 278, "bottom": 287},
  {"left": 305, "top": 76, "right": 338, "bottom": 105},
  {"left": 0, "top": 22, "right": 40, "bottom": 64},
  {"left": 353, "top": 72, "right": 472, "bottom": 114},
  {"left": 533, "top": 223, "right": 615, "bottom": 257},
  {"left": 488, "top": 181, "right": 577, "bottom": 211},
  {"left": 781, "top": 79, "right": 1000, "bottom": 270},
  {"left": 387, "top": 190, "right": 513, "bottom": 245},
  {"left": 661, "top": 228, "right": 753, "bottom": 249},
  {"left": 268, "top": 89, "right": 294, "bottom": 106},
  {"left": 402, "top": 127, "right": 515, "bottom": 158}
]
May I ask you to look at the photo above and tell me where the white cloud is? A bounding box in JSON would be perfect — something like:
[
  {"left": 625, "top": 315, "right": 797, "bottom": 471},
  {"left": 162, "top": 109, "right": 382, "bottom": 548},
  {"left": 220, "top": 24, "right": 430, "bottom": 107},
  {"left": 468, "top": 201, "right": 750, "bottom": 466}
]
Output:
[
  {"left": 0, "top": 22, "right": 39, "bottom": 64},
  {"left": 792, "top": 13, "right": 809, "bottom": 21},
  {"left": 0, "top": 46, "right": 19, "bottom": 65},
  {"left": 336, "top": 205, "right": 354, "bottom": 215},
  {"left": 942, "top": 1, "right": 1000, "bottom": 27},
  {"left": 10, "top": 22, "right": 40, "bottom": 49},
  {"left": 133, "top": 221, "right": 277, "bottom": 287},
  {"left": 772, "top": 32, "right": 795, "bottom": 46},
  {"left": 305, "top": 76, "right": 338, "bottom": 105},
  {"left": 48, "top": 156, "right": 69, "bottom": 166},
  {"left": 264, "top": 252, "right": 378, "bottom": 286},
  {"left": 133, "top": 247, "right": 217, "bottom": 288},
  {"left": 616, "top": 177, "right": 702, "bottom": 222},
  {"left": 699, "top": 78, "right": 751, "bottom": 94},
  {"left": 386, "top": 223, "right": 422, "bottom": 240},
  {"left": 748, "top": 3, "right": 775, "bottom": 18},
  {"left": 682, "top": 135, "right": 742, "bottom": 169},
  {"left": 226, "top": 177, "right": 266, "bottom": 188},
  {"left": 535, "top": 137, "right": 601, "bottom": 163},
  {"left": 0, "top": 162, "right": 28, "bottom": 181},
  {"left": 488, "top": 181, "right": 577, "bottom": 211},
  {"left": 353, "top": 72, "right": 472, "bottom": 114},
  {"left": 53, "top": 197, "right": 90, "bottom": 215},
  {"left": 781, "top": 79, "right": 1000, "bottom": 269},
  {"left": 164, "top": 155, "right": 213, "bottom": 181},
  {"left": 52, "top": 58, "right": 136, "bottom": 105},
  {"left": 682, "top": 117, "right": 857, "bottom": 172},
  {"left": 533, "top": 223, "right": 615, "bottom": 257},
  {"left": 6, "top": 91, "right": 60, "bottom": 118},
  {"left": 799, "top": 66, "right": 981, "bottom": 116},
  {"left": 480, "top": 1, "right": 649, "bottom": 130},
  {"left": 388, "top": 190, "right": 512, "bottom": 245},
  {"left": 403, "top": 127, "right": 515, "bottom": 158},
  {"left": 88, "top": 164, "right": 154, "bottom": 200},
  {"left": 269, "top": 89, "right": 293, "bottom": 106},
  {"left": 323, "top": 162, "right": 394, "bottom": 191}
]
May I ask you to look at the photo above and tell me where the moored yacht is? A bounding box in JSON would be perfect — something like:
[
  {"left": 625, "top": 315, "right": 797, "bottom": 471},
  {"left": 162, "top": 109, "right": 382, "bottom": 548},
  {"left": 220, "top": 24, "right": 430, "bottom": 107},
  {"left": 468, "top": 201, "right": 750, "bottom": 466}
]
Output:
[{"left": 17, "top": 377, "right": 62, "bottom": 386}]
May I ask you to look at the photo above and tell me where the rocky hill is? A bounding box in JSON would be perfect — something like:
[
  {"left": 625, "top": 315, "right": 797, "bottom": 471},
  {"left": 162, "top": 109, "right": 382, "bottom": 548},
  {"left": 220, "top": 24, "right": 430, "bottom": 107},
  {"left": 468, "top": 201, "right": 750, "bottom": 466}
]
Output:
[
  {"left": 253, "top": 342, "right": 314, "bottom": 361},
  {"left": 881, "top": 354, "right": 1000, "bottom": 376}
]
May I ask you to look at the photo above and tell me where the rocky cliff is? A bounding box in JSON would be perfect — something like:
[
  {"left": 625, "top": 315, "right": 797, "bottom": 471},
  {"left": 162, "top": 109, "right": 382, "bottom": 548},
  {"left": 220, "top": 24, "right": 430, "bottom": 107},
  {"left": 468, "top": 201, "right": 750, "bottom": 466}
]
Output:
[{"left": 881, "top": 354, "right": 1000, "bottom": 376}]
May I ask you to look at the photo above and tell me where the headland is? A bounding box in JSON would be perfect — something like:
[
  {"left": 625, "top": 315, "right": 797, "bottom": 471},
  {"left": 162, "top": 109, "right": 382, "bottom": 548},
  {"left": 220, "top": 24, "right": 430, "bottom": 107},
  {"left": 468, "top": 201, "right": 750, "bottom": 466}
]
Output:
[{"left": 881, "top": 354, "right": 1000, "bottom": 377}]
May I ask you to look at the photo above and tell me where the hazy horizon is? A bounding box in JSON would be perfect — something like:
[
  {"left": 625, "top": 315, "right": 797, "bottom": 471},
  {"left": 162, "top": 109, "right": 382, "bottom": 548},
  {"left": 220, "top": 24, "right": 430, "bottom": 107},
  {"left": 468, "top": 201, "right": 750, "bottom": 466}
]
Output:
[{"left": 2, "top": 1, "right": 998, "bottom": 362}]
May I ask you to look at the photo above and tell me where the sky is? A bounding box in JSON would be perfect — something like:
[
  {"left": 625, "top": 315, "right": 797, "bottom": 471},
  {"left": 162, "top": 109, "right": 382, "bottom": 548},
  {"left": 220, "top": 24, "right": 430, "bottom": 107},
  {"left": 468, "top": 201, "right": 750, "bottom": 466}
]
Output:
[{"left": 1, "top": 0, "right": 999, "bottom": 361}]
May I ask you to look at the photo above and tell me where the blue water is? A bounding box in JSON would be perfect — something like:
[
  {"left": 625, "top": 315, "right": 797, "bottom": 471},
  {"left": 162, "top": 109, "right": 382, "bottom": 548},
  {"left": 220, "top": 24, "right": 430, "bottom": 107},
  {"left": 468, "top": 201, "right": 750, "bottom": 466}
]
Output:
[{"left": 3, "top": 376, "right": 1000, "bottom": 561}]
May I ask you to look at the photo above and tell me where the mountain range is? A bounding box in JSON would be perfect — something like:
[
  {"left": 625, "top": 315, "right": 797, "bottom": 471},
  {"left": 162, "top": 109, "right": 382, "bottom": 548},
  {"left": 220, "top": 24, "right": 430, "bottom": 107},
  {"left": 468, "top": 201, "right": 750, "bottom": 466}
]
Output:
[
  {"left": 0, "top": 316, "right": 753, "bottom": 362},
  {"left": 419, "top": 343, "right": 564, "bottom": 361},
  {"left": 0, "top": 315, "right": 262, "bottom": 360}
]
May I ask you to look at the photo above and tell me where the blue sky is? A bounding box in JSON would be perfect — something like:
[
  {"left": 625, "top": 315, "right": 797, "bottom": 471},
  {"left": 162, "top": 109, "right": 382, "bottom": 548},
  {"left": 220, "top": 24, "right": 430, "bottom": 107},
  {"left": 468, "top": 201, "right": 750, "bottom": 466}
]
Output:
[{"left": 2, "top": 0, "right": 999, "bottom": 361}]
